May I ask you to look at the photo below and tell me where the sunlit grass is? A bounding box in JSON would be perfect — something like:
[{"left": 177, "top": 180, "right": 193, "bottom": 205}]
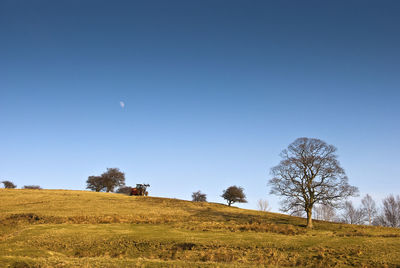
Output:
[{"left": 1, "top": 189, "right": 399, "bottom": 267}]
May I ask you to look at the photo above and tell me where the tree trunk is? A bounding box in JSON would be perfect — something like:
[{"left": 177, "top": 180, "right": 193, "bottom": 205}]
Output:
[
  {"left": 228, "top": 201, "right": 232, "bottom": 206},
  {"left": 306, "top": 209, "right": 313, "bottom": 228}
]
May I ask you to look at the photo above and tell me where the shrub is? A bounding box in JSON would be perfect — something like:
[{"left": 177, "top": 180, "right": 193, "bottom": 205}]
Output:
[
  {"left": 23, "top": 185, "right": 42, "bottom": 189},
  {"left": 117, "top": 186, "right": 133, "bottom": 195},
  {"left": 2, "top": 180, "right": 16, "bottom": 189},
  {"left": 221, "top": 186, "right": 247, "bottom": 206},
  {"left": 192, "top": 191, "right": 207, "bottom": 202}
]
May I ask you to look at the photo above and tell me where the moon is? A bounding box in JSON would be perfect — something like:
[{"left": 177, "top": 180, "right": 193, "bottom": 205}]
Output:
[{"left": 120, "top": 101, "right": 125, "bottom": 108}]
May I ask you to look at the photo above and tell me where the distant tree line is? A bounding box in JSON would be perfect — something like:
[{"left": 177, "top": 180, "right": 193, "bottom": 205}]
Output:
[
  {"left": 1, "top": 180, "right": 42, "bottom": 190},
  {"left": 341, "top": 194, "right": 400, "bottom": 227},
  {"left": 311, "top": 194, "right": 400, "bottom": 228}
]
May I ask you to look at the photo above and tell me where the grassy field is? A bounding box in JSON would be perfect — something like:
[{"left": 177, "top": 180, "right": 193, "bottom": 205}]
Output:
[{"left": 1, "top": 189, "right": 400, "bottom": 267}]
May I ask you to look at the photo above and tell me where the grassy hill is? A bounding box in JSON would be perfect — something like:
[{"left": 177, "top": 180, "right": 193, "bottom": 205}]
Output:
[{"left": 1, "top": 189, "right": 400, "bottom": 267}]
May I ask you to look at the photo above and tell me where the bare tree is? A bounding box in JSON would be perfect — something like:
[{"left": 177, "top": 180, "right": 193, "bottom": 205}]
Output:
[
  {"left": 1, "top": 180, "right": 16, "bottom": 189},
  {"left": 269, "top": 138, "right": 358, "bottom": 228},
  {"left": 314, "top": 204, "right": 336, "bottom": 222},
  {"left": 375, "top": 195, "right": 400, "bottom": 227},
  {"left": 361, "top": 194, "right": 377, "bottom": 225},
  {"left": 221, "top": 186, "right": 247, "bottom": 206},
  {"left": 257, "top": 199, "right": 271, "bottom": 212},
  {"left": 372, "top": 215, "right": 386, "bottom": 226},
  {"left": 340, "top": 201, "right": 365, "bottom": 225},
  {"left": 192, "top": 191, "right": 207, "bottom": 202}
]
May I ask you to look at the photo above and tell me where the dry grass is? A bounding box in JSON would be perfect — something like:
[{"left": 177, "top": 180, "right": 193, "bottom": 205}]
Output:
[{"left": 1, "top": 189, "right": 400, "bottom": 267}]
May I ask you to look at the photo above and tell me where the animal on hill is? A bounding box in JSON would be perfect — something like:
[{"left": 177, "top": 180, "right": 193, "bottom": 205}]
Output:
[{"left": 130, "top": 184, "right": 150, "bottom": 196}]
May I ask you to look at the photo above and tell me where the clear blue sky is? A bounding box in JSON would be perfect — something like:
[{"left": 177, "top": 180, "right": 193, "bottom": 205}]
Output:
[{"left": 1, "top": 1, "right": 399, "bottom": 210}]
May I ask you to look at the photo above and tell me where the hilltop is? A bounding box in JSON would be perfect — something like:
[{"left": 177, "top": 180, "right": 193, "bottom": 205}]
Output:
[{"left": 1, "top": 189, "right": 400, "bottom": 267}]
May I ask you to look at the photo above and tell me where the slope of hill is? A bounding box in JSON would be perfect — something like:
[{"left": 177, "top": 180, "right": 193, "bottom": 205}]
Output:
[{"left": 1, "top": 189, "right": 399, "bottom": 267}]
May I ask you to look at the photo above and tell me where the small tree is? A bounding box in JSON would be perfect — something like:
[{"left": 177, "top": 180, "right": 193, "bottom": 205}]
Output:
[
  {"left": 340, "top": 201, "right": 365, "bottom": 225},
  {"left": 269, "top": 138, "right": 358, "bottom": 228},
  {"left": 192, "top": 191, "right": 207, "bottom": 202},
  {"left": 361, "top": 194, "right": 377, "bottom": 225},
  {"left": 221, "top": 186, "right": 247, "bottom": 206},
  {"left": 2, "top": 180, "right": 16, "bottom": 189},
  {"left": 101, "top": 168, "right": 125, "bottom": 192},
  {"left": 86, "top": 176, "right": 105, "bottom": 192},
  {"left": 257, "top": 199, "right": 271, "bottom": 212},
  {"left": 23, "top": 185, "right": 42, "bottom": 189}
]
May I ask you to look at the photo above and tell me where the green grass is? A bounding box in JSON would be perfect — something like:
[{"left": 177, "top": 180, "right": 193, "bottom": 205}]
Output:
[{"left": 1, "top": 189, "right": 400, "bottom": 267}]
